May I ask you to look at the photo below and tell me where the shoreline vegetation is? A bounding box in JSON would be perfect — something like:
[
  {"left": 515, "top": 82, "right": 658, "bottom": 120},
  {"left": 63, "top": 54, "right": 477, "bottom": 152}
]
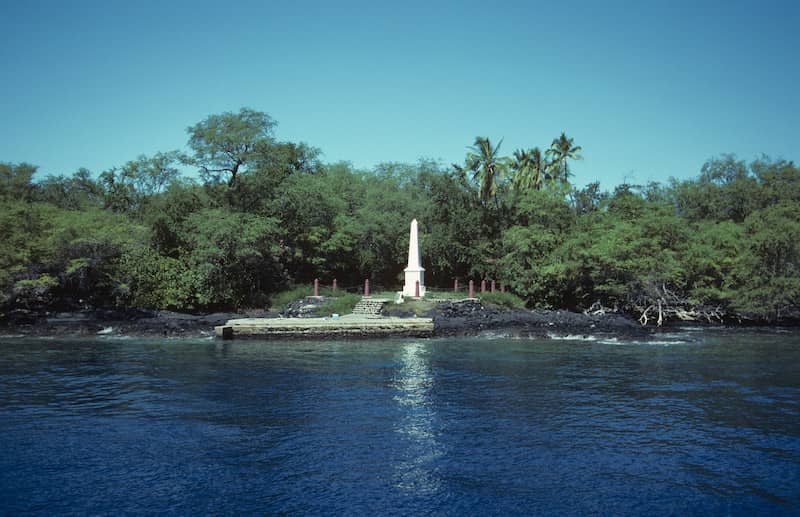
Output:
[{"left": 2, "top": 108, "right": 800, "bottom": 328}]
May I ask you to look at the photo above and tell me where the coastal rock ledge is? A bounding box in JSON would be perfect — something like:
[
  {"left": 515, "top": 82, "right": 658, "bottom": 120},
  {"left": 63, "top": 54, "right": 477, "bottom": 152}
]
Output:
[
  {"left": 0, "top": 302, "right": 649, "bottom": 339},
  {"left": 432, "top": 300, "right": 650, "bottom": 339}
]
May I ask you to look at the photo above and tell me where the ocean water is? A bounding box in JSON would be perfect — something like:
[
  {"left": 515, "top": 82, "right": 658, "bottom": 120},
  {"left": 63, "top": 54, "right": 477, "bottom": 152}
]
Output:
[{"left": 1, "top": 330, "right": 799, "bottom": 515}]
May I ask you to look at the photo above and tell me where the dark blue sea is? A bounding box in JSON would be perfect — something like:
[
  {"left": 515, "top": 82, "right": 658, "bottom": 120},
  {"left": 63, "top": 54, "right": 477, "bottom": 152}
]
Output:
[{"left": 1, "top": 329, "right": 799, "bottom": 515}]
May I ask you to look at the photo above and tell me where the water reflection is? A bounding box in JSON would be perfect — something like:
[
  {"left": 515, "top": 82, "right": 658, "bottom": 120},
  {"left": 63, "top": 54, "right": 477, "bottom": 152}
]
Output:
[{"left": 391, "top": 341, "right": 444, "bottom": 494}]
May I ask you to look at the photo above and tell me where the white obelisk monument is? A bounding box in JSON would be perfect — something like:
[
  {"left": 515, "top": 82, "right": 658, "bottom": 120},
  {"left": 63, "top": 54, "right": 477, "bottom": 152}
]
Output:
[{"left": 403, "top": 219, "right": 426, "bottom": 298}]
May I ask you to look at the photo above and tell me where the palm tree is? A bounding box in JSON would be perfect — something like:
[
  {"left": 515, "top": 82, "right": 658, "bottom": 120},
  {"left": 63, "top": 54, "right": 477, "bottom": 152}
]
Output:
[
  {"left": 510, "top": 149, "right": 531, "bottom": 193},
  {"left": 545, "top": 132, "right": 582, "bottom": 184},
  {"left": 466, "top": 136, "right": 505, "bottom": 204},
  {"left": 510, "top": 147, "right": 546, "bottom": 192}
]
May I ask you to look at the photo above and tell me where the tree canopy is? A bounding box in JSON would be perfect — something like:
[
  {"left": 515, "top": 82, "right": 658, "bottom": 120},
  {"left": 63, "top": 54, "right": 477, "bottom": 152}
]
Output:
[
  {"left": 185, "top": 108, "right": 277, "bottom": 186},
  {"left": 2, "top": 108, "right": 798, "bottom": 323}
]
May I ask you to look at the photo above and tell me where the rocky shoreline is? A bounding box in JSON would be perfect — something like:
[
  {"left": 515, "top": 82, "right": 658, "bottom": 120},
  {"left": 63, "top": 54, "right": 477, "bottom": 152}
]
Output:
[
  {"left": 0, "top": 300, "right": 657, "bottom": 340},
  {"left": 0, "top": 308, "right": 274, "bottom": 339},
  {"left": 430, "top": 300, "right": 650, "bottom": 339}
]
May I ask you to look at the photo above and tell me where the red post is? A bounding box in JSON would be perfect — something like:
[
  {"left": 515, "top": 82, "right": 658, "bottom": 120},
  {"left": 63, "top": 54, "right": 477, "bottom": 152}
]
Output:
[
  {"left": 469, "top": 280, "right": 474, "bottom": 298},
  {"left": 491, "top": 280, "right": 496, "bottom": 293},
  {"left": 501, "top": 284, "right": 506, "bottom": 293},
  {"left": 313, "top": 278, "right": 319, "bottom": 297},
  {"left": 415, "top": 280, "right": 420, "bottom": 298},
  {"left": 364, "top": 279, "right": 370, "bottom": 297},
  {"left": 454, "top": 279, "right": 459, "bottom": 293},
  {"left": 481, "top": 279, "right": 486, "bottom": 293},
  {"left": 332, "top": 278, "right": 337, "bottom": 291}
]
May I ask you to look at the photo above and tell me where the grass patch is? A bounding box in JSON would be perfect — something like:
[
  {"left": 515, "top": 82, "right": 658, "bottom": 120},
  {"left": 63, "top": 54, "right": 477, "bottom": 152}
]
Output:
[
  {"left": 386, "top": 298, "right": 437, "bottom": 316},
  {"left": 270, "top": 285, "right": 360, "bottom": 314},
  {"left": 369, "top": 290, "right": 401, "bottom": 300},
  {"left": 402, "top": 299, "right": 436, "bottom": 315},
  {"left": 478, "top": 291, "right": 526, "bottom": 309},
  {"left": 269, "top": 285, "right": 313, "bottom": 309},
  {"left": 313, "top": 292, "right": 361, "bottom": 316}
]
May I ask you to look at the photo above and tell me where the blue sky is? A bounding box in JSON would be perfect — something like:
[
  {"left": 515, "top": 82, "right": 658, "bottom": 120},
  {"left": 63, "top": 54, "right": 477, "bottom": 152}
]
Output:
[{"left": 1, "top": 0, "right": 798, "bottom": 189}]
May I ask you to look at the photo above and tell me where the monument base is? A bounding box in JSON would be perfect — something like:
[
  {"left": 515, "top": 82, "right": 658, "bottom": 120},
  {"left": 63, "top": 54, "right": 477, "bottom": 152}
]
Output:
[{"left": 402, "top": 267, "right": 426, "bottom": 298}]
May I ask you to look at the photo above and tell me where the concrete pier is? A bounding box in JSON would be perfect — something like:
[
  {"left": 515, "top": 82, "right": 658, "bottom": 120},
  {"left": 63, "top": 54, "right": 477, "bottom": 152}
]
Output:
[{"left": 215, "top": 314, "right": 434, "bottom": 339}]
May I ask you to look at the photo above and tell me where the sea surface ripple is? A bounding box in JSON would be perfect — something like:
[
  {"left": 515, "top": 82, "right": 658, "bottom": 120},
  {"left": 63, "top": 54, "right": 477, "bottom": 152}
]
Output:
[{"left": 1, "top": 330, "right": 799, "bottom": 515}]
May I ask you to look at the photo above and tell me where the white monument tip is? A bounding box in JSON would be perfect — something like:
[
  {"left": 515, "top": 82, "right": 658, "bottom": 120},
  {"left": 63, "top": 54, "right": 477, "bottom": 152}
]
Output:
[{"left": 403, "top": 219, "right": 426, "bottom": 298}]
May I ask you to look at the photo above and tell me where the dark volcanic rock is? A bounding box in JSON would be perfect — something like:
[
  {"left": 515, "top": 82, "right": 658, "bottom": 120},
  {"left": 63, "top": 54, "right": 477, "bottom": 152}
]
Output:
[
  {"left": 0, "top": 308, "right": 278, "bottom": 338},
  {"left": 433, "top": 300, "right": 649, "bottom": 339},
  {"left": 281, "top": 296, "right": 331, "bottom": 318},
  {"left": 436, "top": 299, "right": 486, "bottom": 318},
  {"left": 0, "top": 299, "right": 647, "bottom": 340}
]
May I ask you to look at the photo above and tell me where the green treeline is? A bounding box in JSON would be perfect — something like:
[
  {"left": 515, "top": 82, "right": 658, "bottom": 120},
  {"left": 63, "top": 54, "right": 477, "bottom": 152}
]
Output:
[{"left": 1, "top": 108, "right": 798, "bottom": 322}]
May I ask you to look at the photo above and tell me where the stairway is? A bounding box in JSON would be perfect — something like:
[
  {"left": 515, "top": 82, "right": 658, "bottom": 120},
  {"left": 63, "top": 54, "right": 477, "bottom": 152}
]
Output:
[{"left": 351, "top": 297, "right": 389, "bottom": 316}]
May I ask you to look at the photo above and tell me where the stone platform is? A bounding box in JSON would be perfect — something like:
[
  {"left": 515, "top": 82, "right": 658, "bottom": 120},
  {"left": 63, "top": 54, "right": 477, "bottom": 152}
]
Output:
[{"left": 215, "top": 314, "right": 434, "bottom": 339}]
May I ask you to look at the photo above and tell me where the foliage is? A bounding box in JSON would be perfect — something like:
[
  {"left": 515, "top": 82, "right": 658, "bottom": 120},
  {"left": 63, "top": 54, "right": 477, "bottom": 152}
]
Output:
[
  {"left": 510, "top": 147, "right": 546, "bottom": 193},
  {"left": 269, "top": 285, "right": 315, "bottom": 310},
  {"left": 119, "top": 247, "right": 196, "bottom": 309},
  {"left": 178, "top": 209, "right": 285, "bottom": 309},
  {"left": 35, "top": 168, "right": 105, "bottom": 210},
  {"left": 185, "top": 108, "right": 276, "bottom": 186},
  {"left": 0, "top": 162, "right": 37, "bottom": 202},
  {"left": 729, "top": 202, "right": 800, "bottom": 320},
  {"left": 545, "top": 132, "right": 582, "bottom": 184},
  {"left": 2, "top": 108, "right": 799, "bottom": 322},
  {"left": 12, "top": 274, "right": 60, "bottom": 309},
  {"left": 478, "top": 290, "right": 525, "bottom": 309},
  {"left": 100, "top": 152, "right": 181, "bottom": 215},
  {"left": 463, "top": 137, "right": 506, "bottom": 205}
]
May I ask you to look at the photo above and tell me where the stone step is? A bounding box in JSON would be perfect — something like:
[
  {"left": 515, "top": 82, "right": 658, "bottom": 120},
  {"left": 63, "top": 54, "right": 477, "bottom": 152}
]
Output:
[{"left": 352, "top": 298, "right": 389, "bottom": 315}]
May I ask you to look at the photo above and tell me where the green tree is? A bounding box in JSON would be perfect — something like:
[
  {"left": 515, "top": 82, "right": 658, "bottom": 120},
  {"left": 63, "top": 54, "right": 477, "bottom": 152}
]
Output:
[
  {"left": 0, "top": 201, "right": 57, "bottom": 291},
  {"left": 185, "top": 108, "right": 276, "bottom": 186},
  {"left": 36, "top": 168, "right": 105, "bottom": 210},
  {"left": 234, "top": 141, "right": 321, "bottom": 214},
  {"left": 99, "top": 152, "right": 181, "bottom": 215},
  {"left": 179, "top": 209, "right": 286, "bottom": 308},
  {"left": 545, "top": 132, "right": 582, "bottom": 184},
  {"left": 499, "top": 188, "right": 577, "bottom": 306},
  {"left": 127, "top": 151, "right": 181, "bottom": 197},
  {"left": 99, "top": 167, "right": 137, "bottom": 213},
  {"left": 510, "top": 147, "right": 546, "bottom": 193},
  {"left": 680, "top": 221, "right": 742, "bottom": 305},
  {"left": 751, "top": 156, "right": 800, "bottom": 206},
  {"left": 144, "top": 179, "right": 211, "bottom": 257},
  {"left": 120, "top": 247, "right": 196, "bottom": 309},
  {"left": 0, "top": 162, "right": 37, "bottom": 202},
  {"left": 418, "top": 165, "right": 482, "bottom": 284},
  {"left": 673, "top": 155, "right": 759, "bottom": 223},
  {"left": 465, "top": 137, "right": 506, "bottom": 205},
  {"left": 45, "top": 208, "right": 147, "bottom": 306},
  {"left": 731, "top": 202, "right": 800, "bottom": 320},
  {"left": 269, "top": 163, "right": 354, "bottom": 282},
  {"left": 571, "top": 181, "right": 606, "bottom": 216}
]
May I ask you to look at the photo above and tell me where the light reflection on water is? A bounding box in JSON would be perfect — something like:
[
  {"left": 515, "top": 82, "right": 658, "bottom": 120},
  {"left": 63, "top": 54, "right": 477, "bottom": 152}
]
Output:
[{"left": 391, "top": 341, "right": 443, "bottom": 494}]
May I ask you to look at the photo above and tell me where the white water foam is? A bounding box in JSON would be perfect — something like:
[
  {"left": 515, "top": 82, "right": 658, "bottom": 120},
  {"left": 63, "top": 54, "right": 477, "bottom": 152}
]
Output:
[
  {"left": 97, "top": 334, "right": 132, "bottom": 340},
  {"left": 545, "top": 333, "right": 691, "bottom": 346},
  {"left": 600, "top": 338, "right": 690, "bottom": 346},
  {"left": 547, "top": 333, "right": 599, "bottom": 341},
  {"left": 477, "top": 330, "right": 512, "bottom": 340}
]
